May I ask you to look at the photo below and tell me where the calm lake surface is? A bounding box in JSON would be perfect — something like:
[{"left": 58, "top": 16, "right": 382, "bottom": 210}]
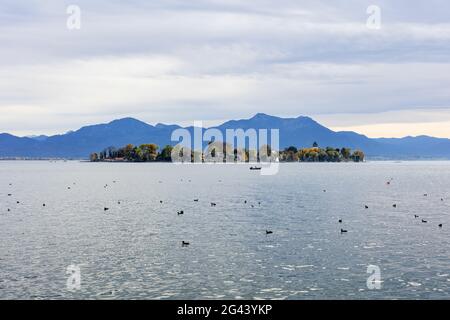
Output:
[{"left": 0, "top": 161, "right": 449, "bottom": 299}]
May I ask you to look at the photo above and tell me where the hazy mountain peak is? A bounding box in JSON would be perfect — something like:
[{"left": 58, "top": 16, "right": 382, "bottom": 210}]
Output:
[
  {"left": 296, "top": 115, "right": 315, "bottom": 122},
  {"left": 108, "top": 117, "right": 150, "bottom": 127},
  {"left": 250, "top": 112, "right": 273, "bottom": 119}
]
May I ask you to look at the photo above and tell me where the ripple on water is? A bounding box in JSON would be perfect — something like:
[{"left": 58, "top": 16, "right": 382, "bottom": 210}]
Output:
[{"left": 408, "top": 282, "right": 422, "bottom": 287}]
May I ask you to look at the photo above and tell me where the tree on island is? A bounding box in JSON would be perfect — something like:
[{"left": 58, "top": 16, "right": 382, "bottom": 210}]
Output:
[
  {"left": 157, "top": 145, "right": 173, "bottom": 161},
  {"left": 351, "top": 150, "right": 365, "bottom": 162},
  {"left": 340, "top": 147, "right": 351, "bottom": 160},
  {"left": 90, "top": 152, "right": 99, "bottom": 162},
  {"left": 139, "top": 144, "right": 159, "bottom": 161},
  {"left": 296, "top": 146, "right": 364, "bottom": 162}
]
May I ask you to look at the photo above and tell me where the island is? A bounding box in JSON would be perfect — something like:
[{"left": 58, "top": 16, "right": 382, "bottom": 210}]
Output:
[{"left": 90, "top": 141, "right": 364, "bottom": 163}]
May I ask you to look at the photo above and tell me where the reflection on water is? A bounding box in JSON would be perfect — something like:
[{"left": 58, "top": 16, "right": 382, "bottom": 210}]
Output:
[{"left": 0, "top": 161, "right": 449, "bottom": 299}]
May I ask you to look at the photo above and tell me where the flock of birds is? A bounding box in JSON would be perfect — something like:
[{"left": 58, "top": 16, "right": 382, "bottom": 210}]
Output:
[
  {"left": 173, "top": 198, "right": 269, "bottom": 246},
  {"left": 103, "top": 182, "right": 269, "bottom": 246},
  {"left": 3, "top": 175, "right": 445, "bottom": 246},
  {"left": 4, "top": 179, "right": 271, "bottom": 248},
  {"left": 337, "top": 178, "right": 444, "bottom": 233}
]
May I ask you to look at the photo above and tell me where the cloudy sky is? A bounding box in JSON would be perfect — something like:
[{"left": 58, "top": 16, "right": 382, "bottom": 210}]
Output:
[{"left": 1, "top": 0, "right": 450, "bottom": 137}]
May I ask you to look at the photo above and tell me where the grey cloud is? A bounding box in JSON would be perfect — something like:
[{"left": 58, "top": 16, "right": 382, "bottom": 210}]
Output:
[{"left": 1, "top": 0, "right": 450, "bottom": 135}]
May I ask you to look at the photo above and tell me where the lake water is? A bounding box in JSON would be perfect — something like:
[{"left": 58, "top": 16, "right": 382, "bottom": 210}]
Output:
[{"left": 0, "top": 161, "right": 449, "bottom": 299}]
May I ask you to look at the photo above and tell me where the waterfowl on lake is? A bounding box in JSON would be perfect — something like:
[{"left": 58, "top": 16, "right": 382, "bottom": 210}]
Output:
[
  {"left": 244, "top": 200, "right": 247, "bottom": 204},
  {"left": 211, "top": 202, "right": 217, "bottom": 207},
  {"left": 177, "top": 210, "right": 184, "bottom": 215},
  {"left": 421, "top": 219, "right": 427, "bottom": 223},
  {"left": 182, "top": 241, "right": 190, "bottom": 246},
  {"left": 266, "top": 230, "right": 273, "bottom": 235},
  {"left": 340, "top": 229, "right": 348, "bottom": 233},
  {"left": 43, "top": 203, "right": 46, "bottom": 207},
  {"left": 250, "top": 167, "right": 261, "bottom": 170},
  {"left": 160, "top": 200, "right": 163, "bottom": 204},
  {"left": 365, "top": 205, "right": 369, "bottom": 209},
  {"left": 118, "top": 201, "right": 121, "bottom": 204},
  {"left": 104, "top": 207, "right": 109, "bottom": 211},
  {"left": 7, "top": 194, "right": 12, "bottom": 196},
  {"left": 423, "top": 194, "right": 428, "bottom": 197},
  {"left": 393, "top": 204, "right": 397, "bottom": 208},
  {"left": 7, "top": 208, "right": 10, "bottom": 212},
  {"left": 16, "top": 201, "right": 20, "bottom": 204},
  {"left": 193, "top": 199, "right": 199, "bottom": 202},
  {"left": 414, "top": 215, "right": 419, "bottom": 218},
  {"left": 338, "top": 219, "right": 342, "bottom": 223},
  {"left": 438, "top": 224, "right": 443, "bottom": 228}
]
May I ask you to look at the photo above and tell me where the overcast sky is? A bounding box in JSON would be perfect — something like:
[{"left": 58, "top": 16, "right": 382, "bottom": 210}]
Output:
[{"left": 1, "top": 0, "right": 450, "bottom": 137}]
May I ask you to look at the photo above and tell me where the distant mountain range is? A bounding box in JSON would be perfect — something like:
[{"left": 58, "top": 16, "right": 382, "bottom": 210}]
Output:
[{"left": 1, "top": 113, "right": 450, "bottom": 159}]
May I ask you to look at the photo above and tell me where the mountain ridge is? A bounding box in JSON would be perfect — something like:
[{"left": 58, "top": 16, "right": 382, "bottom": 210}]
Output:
[{"left": 1, "top": 114, "right": 449, "bottom": 159}]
